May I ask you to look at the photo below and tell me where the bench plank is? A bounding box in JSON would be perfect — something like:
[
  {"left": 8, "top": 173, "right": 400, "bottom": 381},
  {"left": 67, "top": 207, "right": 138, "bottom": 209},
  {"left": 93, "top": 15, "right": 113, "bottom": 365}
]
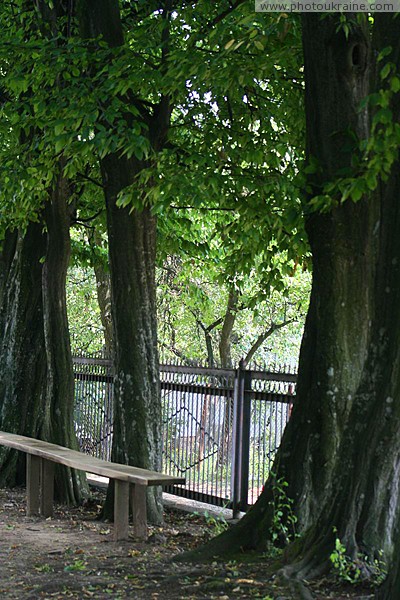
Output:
[
  {"left": 0, "top": 432, "right": 185, "bottom": 486},
  {"left": 0, "top": 430, "right": 185, "bottom": 541}
]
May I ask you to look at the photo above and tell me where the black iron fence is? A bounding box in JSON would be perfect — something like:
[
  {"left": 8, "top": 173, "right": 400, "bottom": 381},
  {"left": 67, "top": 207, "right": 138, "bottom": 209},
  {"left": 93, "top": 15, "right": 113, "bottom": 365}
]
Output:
[{"left": 73, "top": 356, "right": 296, "bottom": 513}]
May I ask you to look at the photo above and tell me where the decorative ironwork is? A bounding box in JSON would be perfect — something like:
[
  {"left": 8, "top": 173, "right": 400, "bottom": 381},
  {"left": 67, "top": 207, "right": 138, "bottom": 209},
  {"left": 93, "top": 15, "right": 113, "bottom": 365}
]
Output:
[{"left": 73, "top": 356, "right": 297, "bottom": 511}]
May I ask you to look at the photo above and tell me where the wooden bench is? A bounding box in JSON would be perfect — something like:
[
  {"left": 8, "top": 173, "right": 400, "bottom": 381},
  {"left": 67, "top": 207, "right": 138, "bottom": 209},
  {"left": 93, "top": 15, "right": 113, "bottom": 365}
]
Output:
[{"left": 0, "top": 431, "right": 185, "bottom": 541}]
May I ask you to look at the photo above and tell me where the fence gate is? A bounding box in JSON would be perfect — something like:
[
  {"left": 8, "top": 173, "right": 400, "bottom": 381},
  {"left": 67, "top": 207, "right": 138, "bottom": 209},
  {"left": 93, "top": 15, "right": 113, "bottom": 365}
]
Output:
[{"left": 73, "top": 356, "right": 296, "bottom": 512}]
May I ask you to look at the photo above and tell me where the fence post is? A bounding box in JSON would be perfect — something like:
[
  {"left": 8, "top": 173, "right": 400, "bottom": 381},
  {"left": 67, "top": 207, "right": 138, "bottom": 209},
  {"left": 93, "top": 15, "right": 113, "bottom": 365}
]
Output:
[
  {"left": 240, "top": 365, "right": 251, "bottom": 513},
  {"left": 231, "top": 359, "right": 251, "bottom": 517}
]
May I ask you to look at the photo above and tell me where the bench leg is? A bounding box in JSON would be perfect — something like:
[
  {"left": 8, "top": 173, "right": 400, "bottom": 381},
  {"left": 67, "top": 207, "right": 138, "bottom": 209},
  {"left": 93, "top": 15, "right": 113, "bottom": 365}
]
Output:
[
  {"left": 114, "top": 480, "right": 130, "bottom": 541},
  {"left": 26, "top": 455, "right": 41, "bottom": 516},
  {"left": 130, "top": 484, "right": 148, "bottom": 541},
  {"left": 40, "top": 459, "right": 55, "bottom": 517}
]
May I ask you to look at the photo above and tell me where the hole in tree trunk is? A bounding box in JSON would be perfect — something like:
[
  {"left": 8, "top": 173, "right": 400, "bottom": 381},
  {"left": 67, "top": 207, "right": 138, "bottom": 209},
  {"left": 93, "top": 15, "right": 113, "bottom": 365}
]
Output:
[
  {"left": 349, "top": 43, "right": 366, "bottom": 72},
  {"left": 352, "top": 44, "right": 361, "bottom": 66}
]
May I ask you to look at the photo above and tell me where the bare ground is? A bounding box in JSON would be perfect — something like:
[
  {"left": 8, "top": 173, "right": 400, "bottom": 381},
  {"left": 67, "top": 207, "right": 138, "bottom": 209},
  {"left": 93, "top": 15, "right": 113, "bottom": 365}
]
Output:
[{"left": 0, "top": 487, "right": 376, "bottom": 600}]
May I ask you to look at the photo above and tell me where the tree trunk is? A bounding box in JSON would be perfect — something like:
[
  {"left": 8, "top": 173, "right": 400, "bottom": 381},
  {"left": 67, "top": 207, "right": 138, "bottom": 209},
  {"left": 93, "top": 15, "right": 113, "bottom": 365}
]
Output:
[
  {"left": 283, "top": 137, "right": 400, "bottom": 579},
  {"left": 94, "top": 262, "right": 113, "bottom": 357},
  {"left": 183, "top": 13, "right": 379, "bottom": 562},
  {"left": 41, "top": 175, "right": 88, "bottom": 504},
  {"left": 102, "top": 155, "right": 162, "bottom": 522},
  {"left": 0, "top": 231, "right": 18, "bottom": 306},
  {"left": 277, "top": 12, "right": 400, "bottom": 579},
  {"left": 89, "top": 232, "right": 113, "bottom": 357},
  {"left": 78, "top": 0, "right": 166, "bottom": 524},
  {"left": 186, "top": 16, "right": 400, "bottom": 585},
  {"left": 0, "top": 224, "right": 47, "bottom": 485},
  {"left": 219, "top": 288, "right": 238, "bottom": 368},
  {"left": 266, "top": 12, "right": 377, "bottom": 532},
  {"left": 218, "top": 288, "right": 238, "bottom": 465}
]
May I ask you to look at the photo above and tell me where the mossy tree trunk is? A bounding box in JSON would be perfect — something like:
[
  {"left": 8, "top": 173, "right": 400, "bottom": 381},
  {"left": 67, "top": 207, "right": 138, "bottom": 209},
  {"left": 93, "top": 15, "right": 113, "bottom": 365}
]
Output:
[
  {"left": 238, "top": 12, "right": 376, "bottom": 543},
  {"left": 78, "top": 0, "right": 172, "bottom": 523},
  {"left": 279, "top": 13, "right": 400, "bottom": 579},
  {"left": 0, "top": 224, "right": 47, "bottom": 485},
  {"left": 41, "top": 174, "right": 88, "bottom": 504},
  {"left": 187, "top": 15, "right": 400, "bottom": 574},
  {"left": 0, "top": 193, "right": 88, "bottom": 502},
  {"left": 104, "top": 161, "right": 162, "bottom": 522},
  {"left": 0, "top": 2, "right": 86, "bottom": 502}
]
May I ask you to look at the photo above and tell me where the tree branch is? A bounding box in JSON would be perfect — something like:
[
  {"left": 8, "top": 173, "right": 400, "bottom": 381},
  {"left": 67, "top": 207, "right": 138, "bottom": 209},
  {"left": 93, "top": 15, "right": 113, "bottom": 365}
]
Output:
[
  {"left": 159, "top": 342, "right": 199, "bottom": 367},
  {"left": 206, "top": 0, "right": 247, "bottom": 29},
  {"left": 243, "top": 318, "right": 296, "bottom": 366},
  {"left": 169, "top": 205, "right": 237, "bottom": 212},
  {"left": 76, "top": 171, "right": 104, "bottom": 189},
  {"left": 72, "top": 208, "right": 105, "bottom": 225}
]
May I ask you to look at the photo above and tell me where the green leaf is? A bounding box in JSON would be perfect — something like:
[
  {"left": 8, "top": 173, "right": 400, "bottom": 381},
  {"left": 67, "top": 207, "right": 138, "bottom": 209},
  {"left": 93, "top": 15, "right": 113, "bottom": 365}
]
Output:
[
  {"left": 224, "top": 39, "right": 235, "bottom": 50},
  {"left": 380, "top": 63, "right": 391, "bottom": 80},
  {"left": 390, "top": 76, "right": 400, "bottom": 93}
]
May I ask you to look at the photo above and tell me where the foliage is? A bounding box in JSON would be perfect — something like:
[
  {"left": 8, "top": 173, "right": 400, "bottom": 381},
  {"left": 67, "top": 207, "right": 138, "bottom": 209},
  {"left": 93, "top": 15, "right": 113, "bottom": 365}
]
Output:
[
  {"left": 0, "top": 1, "right": 310, "bottom": 369},
  {"left": 158, "top": 255, "right": 310, "bottom": 365},
  {"left": 268, "top": 475, "right": 298, "bottom": 548},
  {"left": 304, "top": 41, "right": 400, "bottom": 214},
  {"left": 201, "top": 510, "right": 230, "bottom": 537},
  {"left": 66, "top": 266, "right": 104, "bottom": 355},
  {"left": 329, "top": 534, "right": 361, "bottom": 584},
  {"left": 0, "top": 1, "right": 307, "bottom": 289},
  {"left": 329, "top": 530, "right": 387, "bottom": 586}
]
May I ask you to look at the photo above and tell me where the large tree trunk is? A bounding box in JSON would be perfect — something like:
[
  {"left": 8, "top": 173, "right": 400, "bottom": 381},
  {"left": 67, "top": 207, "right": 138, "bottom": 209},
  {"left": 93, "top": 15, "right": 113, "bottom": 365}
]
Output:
[
  {"left": 0, "top": 231, "right": 18, "bottom": 305},
  {"left": 0, "top": 188, "right": 88, "bottom": 502},
  {"left": 183, "top": 13, "right": 381, "bottom": 563},
  {"left": 78, "top": 0, "right": 168, "bottom": 523},
  {"left": 278, "top": 13, "right": 400, "bottom": 579},
  {"left": 41, "top": 175, "right": 88, "bottom": 504},
  {"left": 0, "top": 224, "right": 47, "bottom": 485},
  {"left": 186, "top": 16, "right": 400, "bottom": 586},
  {"left": 245, "top": 12, "right": 377, "bottom": 538},
  {"left": 102, "top": 155, "right": 162, "bottom": 523},
  {"left": 281, "top": 14, "right": 377, "bottom": 531}
]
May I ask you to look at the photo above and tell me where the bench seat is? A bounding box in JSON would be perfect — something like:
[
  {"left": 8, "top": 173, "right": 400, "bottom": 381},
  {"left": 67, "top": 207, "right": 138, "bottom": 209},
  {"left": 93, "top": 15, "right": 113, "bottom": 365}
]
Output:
[{"left": 0, "top": 431, "right": 185, "bottom": 541}]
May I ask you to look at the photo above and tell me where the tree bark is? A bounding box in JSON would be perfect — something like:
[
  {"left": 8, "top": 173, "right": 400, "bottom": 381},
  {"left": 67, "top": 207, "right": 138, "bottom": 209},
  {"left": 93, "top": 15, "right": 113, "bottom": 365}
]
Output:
[
  {"left": 78, "top": 0, "right": 170, "bottom": 523},
  {"left": 277, "top": 13, "right": 400, "bottom": 579},
  {"left": 89, "top": 231, "right": 113, "bottom": 357},
  {"left": 182, "top": 13, "right": 380, "bottom": 563},
  {"left": 267, "top": 12, "right": 377, "bottom": 531},
  {"left": 219, "top": 288, "right": 238, "bottom": 368},
  {"left": 0, "top": 224, "right": 47, "bottom": 485},
  {"left": 94, "top": 262, "right": 113, "bottom": 357},
  {"left": 0, "top": 0, "right": 88, "bottom": 500},
  {"left": 184, "top": 16, "right": 400, "bottom": 585},
  {"left": 102, "top": 155, "right": 162, "bottom": 523},
  {"left": 41, "top": 174, "right": 88, "bottom": 504}
]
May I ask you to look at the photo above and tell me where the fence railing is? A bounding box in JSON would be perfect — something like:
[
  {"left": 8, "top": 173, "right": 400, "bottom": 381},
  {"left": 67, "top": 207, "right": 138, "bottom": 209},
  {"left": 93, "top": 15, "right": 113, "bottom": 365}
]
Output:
[{"left": 73, "top": 356, "right": 296, "bottom": 513}]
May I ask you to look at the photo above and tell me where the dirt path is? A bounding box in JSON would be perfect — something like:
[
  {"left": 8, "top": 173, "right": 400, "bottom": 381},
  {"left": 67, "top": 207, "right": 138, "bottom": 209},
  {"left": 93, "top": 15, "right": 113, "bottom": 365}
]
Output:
[{"left": 0, "top": 487, "right": 375, "bottom": 599}]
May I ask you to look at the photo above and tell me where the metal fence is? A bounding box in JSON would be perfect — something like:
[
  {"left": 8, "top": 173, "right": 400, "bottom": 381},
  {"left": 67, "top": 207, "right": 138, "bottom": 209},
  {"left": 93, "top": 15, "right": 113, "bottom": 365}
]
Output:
[{"left": 73, "top": 356, "right": 296, "bottom": 513}]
